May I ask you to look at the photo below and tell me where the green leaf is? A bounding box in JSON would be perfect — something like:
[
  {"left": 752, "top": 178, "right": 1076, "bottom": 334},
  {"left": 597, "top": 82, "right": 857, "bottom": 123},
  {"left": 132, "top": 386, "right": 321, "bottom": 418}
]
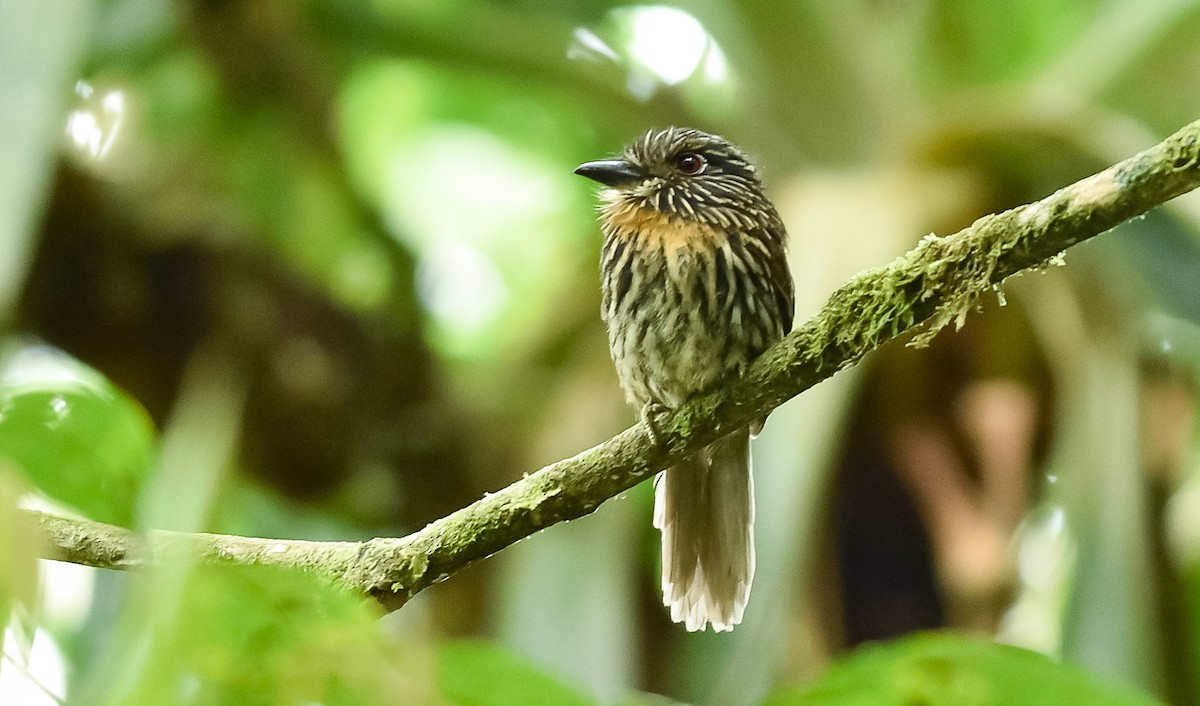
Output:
[
  {"left": 85, "top": 563, "right": 427, "bottom": 706},
  {"left": 0, "top": 0, "right": 94, "bottom": 319},
  {"left": 762, "top": 632, "right": 1165, "bottom": 706},
  {"left": 615, "top": 693, "right": 688, "bottom": 706},
  {"left": 438, "top": 641, "right": 597, "bottom": 706},
  {"left": 916, "top": 0, "right": 1094, "bottom": 89},
  {"left": 0, "top": 463, "right": 39, "bottom": 620},
  {"left": 0, "top": 341, "right": 156, "bottom": 525}
]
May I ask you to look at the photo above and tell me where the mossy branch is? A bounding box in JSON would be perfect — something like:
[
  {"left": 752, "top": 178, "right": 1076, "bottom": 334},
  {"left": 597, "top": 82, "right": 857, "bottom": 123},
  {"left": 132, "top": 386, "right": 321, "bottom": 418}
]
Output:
[{"left": 28, "top": 117, "right": 1200, "bottom": 607}]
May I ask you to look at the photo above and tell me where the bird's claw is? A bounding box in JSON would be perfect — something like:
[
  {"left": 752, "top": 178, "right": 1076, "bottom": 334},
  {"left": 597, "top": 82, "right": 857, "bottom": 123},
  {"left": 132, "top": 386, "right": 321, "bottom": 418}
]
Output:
[{"left": 640, "top": 401, "right": 668, "bottom": 449}]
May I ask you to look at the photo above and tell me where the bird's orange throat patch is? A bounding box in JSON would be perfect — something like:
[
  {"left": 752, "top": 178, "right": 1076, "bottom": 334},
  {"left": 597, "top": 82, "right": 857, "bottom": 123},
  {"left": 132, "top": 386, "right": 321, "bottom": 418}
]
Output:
[{"left": 599, "top": 197, "right": 724, "bottom": 254}]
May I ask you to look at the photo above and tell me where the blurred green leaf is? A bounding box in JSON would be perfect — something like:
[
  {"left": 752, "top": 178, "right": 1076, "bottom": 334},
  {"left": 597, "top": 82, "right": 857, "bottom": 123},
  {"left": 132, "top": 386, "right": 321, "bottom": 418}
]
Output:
[
  {"left": 0, "top": 0, "right": 94, "bottom": 320},
  {"left": 136, "top": 46, "right": 221, "bottom": 140},
  {"left": 92, "top": 563, "right": 427, "bottom": 706},
  {"left": 917, "top": 0, "right": 1094, "bottom": 90},
  {"left": 88, "top": 0, "right": 176, "bottom": 66},
  {"left": 762, "top": 632, "right": 1164, "bottom": 706},
  {"left": 211, "top": 475, "right": 372, "bottom": 542},
  {"left": 0, "top": 463, "right": 39, "bottom": 621},
  {"left": 438, "top": 641, "right": 597, "bottom": 706},
  {"left": 0, "top": 341, "right": 156, "bottom": 526},
  {"left": 1067, "top": 2, "right": 1200, "bottom": 135},
  {"left": 614, "top": 692, "right": 688, "bottom": 706},
  {"left": 338, "top": 59, "right": 600, "bottom": 360}
]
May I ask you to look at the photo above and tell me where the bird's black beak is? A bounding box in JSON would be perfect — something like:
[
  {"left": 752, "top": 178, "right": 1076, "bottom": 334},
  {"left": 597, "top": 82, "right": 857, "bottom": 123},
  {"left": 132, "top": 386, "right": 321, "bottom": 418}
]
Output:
[{"left": 574, "top": 159, "right": 645, "bottom": 187}]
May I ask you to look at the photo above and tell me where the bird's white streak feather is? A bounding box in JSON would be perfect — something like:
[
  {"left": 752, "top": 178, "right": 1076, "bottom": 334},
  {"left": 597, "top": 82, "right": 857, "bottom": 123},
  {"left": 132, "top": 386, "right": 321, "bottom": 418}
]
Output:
[{"left": 653, "top": 429, "right": 754, "bottom": 632}]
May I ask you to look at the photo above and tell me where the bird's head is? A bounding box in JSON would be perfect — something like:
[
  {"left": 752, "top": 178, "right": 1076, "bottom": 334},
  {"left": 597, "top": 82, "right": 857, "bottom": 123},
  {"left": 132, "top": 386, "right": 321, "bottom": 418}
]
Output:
[{"left": 574, "top": 127, "right": 771, "bottom": 226}]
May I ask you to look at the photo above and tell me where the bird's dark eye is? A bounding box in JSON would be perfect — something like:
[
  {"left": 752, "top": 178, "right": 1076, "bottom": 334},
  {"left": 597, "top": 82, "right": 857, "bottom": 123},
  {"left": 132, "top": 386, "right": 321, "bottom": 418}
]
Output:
[{"left": 676, "top": 153, "right": 707, "bottom": 175}]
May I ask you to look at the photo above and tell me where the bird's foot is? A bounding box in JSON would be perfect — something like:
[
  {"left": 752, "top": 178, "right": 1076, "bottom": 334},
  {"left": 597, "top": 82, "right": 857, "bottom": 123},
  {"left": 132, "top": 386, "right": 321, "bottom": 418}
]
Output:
[{"left": 640, "top": 401, "right": 669, "bottom": 449}]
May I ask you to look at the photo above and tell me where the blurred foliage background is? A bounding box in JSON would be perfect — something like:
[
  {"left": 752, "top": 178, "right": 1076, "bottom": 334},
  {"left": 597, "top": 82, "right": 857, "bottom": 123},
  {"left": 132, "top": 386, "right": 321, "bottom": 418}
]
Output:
[{"left": 2, "top": 0, "right": 1200, "bottom": 704}]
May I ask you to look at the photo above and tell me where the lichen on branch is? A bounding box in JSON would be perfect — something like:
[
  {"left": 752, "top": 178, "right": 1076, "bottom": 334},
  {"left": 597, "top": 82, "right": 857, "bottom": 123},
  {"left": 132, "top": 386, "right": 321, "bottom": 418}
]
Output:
[{"left": 26, "top": 117, "right": 1200, "bottom": 606}]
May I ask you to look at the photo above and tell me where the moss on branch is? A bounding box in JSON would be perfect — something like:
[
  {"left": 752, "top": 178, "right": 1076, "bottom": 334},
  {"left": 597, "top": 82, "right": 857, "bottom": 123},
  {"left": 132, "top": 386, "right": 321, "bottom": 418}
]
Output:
[{"left": 27, "top": 117, "right": 1200, "bottom": 606}]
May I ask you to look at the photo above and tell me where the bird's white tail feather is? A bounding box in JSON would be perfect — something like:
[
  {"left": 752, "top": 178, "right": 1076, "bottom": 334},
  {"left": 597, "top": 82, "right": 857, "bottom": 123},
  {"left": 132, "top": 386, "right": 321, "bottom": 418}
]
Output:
[{"left": 653, "top": 428, "right": 754, "bottom": 632}]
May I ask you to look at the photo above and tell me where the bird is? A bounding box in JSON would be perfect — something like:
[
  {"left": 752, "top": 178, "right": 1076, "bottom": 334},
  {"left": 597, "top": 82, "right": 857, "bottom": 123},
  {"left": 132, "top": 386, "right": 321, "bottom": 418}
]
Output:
[{"left": 575, "top": 127, "right": 794, "bottom": 631}]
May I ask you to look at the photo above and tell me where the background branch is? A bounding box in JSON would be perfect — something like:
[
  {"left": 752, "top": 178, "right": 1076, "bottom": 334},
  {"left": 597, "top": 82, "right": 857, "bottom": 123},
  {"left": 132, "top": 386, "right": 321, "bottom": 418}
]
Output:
[{"left": 28, "top": 117, "right": 1200, "bottom": 608}]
